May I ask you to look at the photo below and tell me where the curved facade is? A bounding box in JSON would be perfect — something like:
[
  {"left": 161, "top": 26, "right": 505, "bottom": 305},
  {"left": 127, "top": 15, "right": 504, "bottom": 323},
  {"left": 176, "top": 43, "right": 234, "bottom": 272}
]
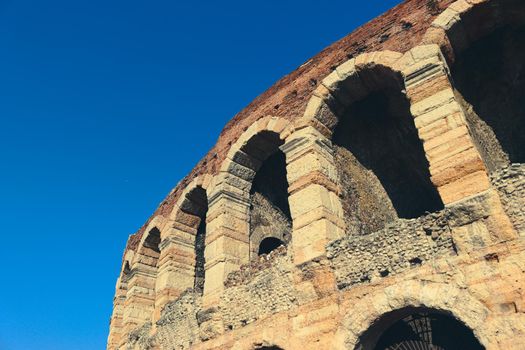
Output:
[{"left": 108, "top": 0, "right": 525, "bottom": 349}]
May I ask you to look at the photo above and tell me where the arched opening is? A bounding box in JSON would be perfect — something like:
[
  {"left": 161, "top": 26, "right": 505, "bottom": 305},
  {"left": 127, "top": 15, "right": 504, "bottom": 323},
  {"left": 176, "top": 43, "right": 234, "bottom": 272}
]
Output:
[
  {"left": 179, "top": 186, "right": 208, "bottom": 294},
  {"left": 333, "top": 86, "right": 444, "bottom": 234},
  {"left": 258, "top": 237, "right": 284, "bottom": 256},
  {"left": 452, "top": 15, "right": 525, "bottom": 172},
  {"left": 123, "top": 226, "right": 161, "bottom": 330},
  {"left": 144, "top": 227, "right": 161, "bottom": 253},
  {"left": 121, "top": 261, "right": 131, "bottom": 282},
  {"left": 243, "top": 131, "right": 292, "bottom": 259},
  {"left": 356, "top": 307, "right": 484, "bottom": 350}
]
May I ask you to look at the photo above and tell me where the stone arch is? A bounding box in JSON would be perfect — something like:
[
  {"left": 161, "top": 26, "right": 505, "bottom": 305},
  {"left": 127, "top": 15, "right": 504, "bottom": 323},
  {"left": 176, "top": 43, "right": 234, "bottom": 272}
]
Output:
[
  {"left": 171, "top": 175, "right": 211, "bottom": 293},
  {"left": 333, "top": 280, "right": 491, "bottom": 349},
  {"left": 136, "top": 215, "right": 168, "bottom": 250},
  {"left": 423, "top": 0, "right": 525, "bottom": 64},
  {"left": 355, "top": 306, "right": 484, "bottom": 350},
  {"left": 122, "top": 217, "right": 166, "bottom": 338},
  {"left": 203, "top": 117, "right": 293, "bottom": 298},
  {"left": 424, "top": 0, "right": 525, "bottom": 172},
  {"left": 301, "top": 50, "right": 405, "bottom": 137},
  {"left": 302, "top": 51, "right": 444, "bottom": 234},
  {"left": 155, "top": 175, "right": 212, "bottom": 319}
]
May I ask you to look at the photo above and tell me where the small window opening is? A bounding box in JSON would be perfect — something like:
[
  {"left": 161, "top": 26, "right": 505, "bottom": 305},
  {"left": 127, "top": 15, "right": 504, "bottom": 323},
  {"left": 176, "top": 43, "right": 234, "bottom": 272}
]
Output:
[
  {"left": 409, "top": 257, "right": 423, "bottom": 266},
  {"left": 258, "top": 237, "right": 284, "bottom": 256}
]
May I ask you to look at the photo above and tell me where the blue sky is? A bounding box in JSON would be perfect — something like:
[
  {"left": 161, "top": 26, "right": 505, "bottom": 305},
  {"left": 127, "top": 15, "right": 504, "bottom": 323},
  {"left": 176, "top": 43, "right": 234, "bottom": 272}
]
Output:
[{"left": 0, "top": 1, "right": 400, "bottom": 349}]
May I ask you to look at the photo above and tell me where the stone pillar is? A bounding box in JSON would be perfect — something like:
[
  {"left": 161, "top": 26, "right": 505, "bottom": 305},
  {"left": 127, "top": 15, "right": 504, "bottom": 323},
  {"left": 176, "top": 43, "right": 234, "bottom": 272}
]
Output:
[
  {"left": 107, "top": 283, "right": 127, "bottom": 349},
  {"left": 281, "top": 126, "right": 345, "bottom": 265},
  {"left": 154, "top": 223, "right": 196, "bottom": 322},
  {"left": 202, "top": 170, "right": 250, "bottom": 305},
  {"left": 400, "top": 45, "right": 490, "bottom": 204},
  {"left": 121, "top": 262, "right": 156, "bottom": 345}
]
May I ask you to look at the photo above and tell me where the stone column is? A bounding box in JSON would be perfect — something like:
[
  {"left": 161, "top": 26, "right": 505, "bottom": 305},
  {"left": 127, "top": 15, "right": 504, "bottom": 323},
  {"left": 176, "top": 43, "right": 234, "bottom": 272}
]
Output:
[
  {"left": 400, "top": 44, "right": 517, "bottom": 245},
  {"left": 154, "top": 223, "right": 196, "bottom": 322},
  {"left": 107, "top": 283, "right": 127, "bottom": 349},
  {"left": 202, "top": 171, "right": 251, "bottom": 305},
  {"left": 121, "top": 262, "right": 156, "bottom": 345},
  {"left": 400, "top": 45, "right": 490, "bottom": 204},
  {"left": 281, "top": 126, "right": 345, "bottom": 265}
]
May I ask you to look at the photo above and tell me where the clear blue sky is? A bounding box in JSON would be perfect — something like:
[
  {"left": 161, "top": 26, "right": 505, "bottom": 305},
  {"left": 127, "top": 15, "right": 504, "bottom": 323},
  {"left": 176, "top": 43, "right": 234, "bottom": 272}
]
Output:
[{"left": 0, "top": 1, "right": 400, "bottom": 349}]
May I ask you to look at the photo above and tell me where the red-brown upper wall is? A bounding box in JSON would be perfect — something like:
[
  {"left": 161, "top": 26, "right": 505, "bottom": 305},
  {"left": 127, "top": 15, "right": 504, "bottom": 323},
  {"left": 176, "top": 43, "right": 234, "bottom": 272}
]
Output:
[{"left": 125, "top": 0, "right": 455, "bottom": 252}]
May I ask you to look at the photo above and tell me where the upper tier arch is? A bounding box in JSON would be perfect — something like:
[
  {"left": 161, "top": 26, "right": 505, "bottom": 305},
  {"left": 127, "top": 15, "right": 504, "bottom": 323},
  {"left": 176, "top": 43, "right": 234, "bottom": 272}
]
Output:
[{"left": 423, "top": 0, "right": 525, "bottom": 63}]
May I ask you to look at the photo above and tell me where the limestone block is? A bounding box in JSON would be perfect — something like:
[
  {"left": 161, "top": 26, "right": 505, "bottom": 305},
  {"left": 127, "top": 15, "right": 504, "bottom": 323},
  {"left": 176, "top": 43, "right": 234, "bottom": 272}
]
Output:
[
  {"left": 171, "top": 214, "right": 200, "bottom": 234},
  {"left": 293, "top": 219, "right": 343, "bottom": 264},
  {"left": 418, "top": 117, "right": 452, "bottom": 141},
  {"left": 432, "top": 8, "right": 461, "bottom": 31},
  {"left": 302, "top": 95, "right": 324, "bottom": 123},
  {"left": 266, "top": 117, "right": 289, "bottom": 135},
  {"left": 223, "top": 159, "right": 256, "bottom": 182},
  {"left": 288, "top": 184, "right": 337, "bottom": 219},
  {"left": 415, "top": 102, "right": 462, "bottom": 132},
  {"left": 293, "top": 206, "right": 344, "bottom": 231},
  {"left": 207, "top": 212, "right": 248, "bottom": 236},
  {"left": 423, "top": 124, "right": 470, "bottom": 151},
  {"left": 287, "top": 171, "right": 340, "bottom": 197},
  {"left": 227, "top": 149, "right": 262, "bottom": 171},
  {"left": 449, "top": 0, "right": 473, "bottom": 14},
  {"left": 334, "top": 58, "right": 369, "bottom": 103},
  {"left": 355, "top": 51, "right": 403, "bottom": 91},
  {"left": 409, "top": 44, "right": 443, "bottom": 62},
  {"left": 286, "top": 151, "right": 338, "bottom": 185},
  {"left": 437, "top": 170, "right": 490, "bottom": 204},
  {"left": 410, "top": 89, "right": 460, "bottom": 119},
  {"left": 406, "top": 73, "right": 451, "bottom": 104},
  {"left": 426, "top": 139, "right": 477, "bottom": 169},
  {"left": 451, "top": 221, "right": 492, "bottom": 253}
]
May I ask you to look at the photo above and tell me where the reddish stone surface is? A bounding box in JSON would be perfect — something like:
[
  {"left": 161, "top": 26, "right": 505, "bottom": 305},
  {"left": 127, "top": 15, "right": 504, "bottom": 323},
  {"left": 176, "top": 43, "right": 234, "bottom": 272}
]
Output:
[{"left": 124, "top": 0, "right": 455, "bottom": 254}]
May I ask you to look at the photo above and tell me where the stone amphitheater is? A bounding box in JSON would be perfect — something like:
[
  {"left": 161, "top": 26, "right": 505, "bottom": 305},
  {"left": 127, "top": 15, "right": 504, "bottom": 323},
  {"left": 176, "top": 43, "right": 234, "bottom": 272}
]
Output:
[{"left": 107, "top": 0, "right": 525, "bottom": 349}]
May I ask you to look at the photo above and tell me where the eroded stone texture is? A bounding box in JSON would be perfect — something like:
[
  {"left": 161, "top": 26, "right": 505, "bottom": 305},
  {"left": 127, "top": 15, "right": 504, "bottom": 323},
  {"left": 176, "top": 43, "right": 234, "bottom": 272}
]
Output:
[
  {"left": 491, "top": 164, "right": 525, "bottom": 235},
  {"left": 155, "top": 291, "right": 201, "bottom": 350},
  {"left": 327, "top": 211, "right": 455, "bottom": 289},
  {"left": 220, "top": 248, "right": 298, "bottom": 330},
  {"left": 108, "top": 1, "right": 525, "bottom": 349}
]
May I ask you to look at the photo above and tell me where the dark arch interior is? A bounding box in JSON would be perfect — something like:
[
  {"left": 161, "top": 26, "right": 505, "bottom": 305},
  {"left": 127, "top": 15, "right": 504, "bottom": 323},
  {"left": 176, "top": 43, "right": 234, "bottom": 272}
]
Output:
[
  {"left": 452, "top": 24, "right": 525, "bottom": 172},
  {"left": 181, "top": 186, "right": 208, "bottom": 294},
  {"left": 357, "top": 307, "right": 484, "bottom": 350},
  {"left": 333, "top": 89, "right": 444, "bottom": 234},
  {"left": 144, "top": 227, "right": 161, "bottom": 253},
  {"left": 244, "top": 131, "right": 292, "bottom": 257},
  {"left": 258, "top": 237, "right": 284, "bottom": 256},
  {"left": 121, "top": 261, "right": 131, "bottom": 283},
  {"left": 251, "top": 150, "right": 291, "bottom": 220},
  {"left": 123, "top": 261, "right": 131, "bottom": 275}
]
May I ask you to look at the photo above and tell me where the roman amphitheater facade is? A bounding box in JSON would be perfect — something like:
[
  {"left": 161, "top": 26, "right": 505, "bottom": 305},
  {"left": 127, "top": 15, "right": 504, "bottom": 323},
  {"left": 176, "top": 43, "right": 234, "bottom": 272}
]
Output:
[{"left": 107, "top": 0, "right": 525, "bottom": 349}]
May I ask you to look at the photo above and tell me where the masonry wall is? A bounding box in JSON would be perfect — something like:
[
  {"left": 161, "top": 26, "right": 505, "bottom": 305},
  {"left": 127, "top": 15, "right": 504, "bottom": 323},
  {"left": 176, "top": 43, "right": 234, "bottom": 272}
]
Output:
[{"left": 108, "top": 1, "right": 525, "bottom": 349}]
